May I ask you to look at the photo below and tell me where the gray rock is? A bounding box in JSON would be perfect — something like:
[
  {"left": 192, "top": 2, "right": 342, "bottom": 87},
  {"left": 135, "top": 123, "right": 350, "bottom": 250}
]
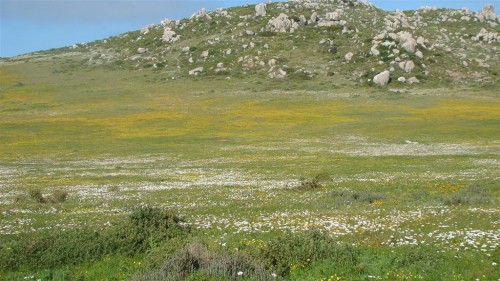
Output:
[
  {"left": 408, "top": 77, "right": 420, "bottom": 84},
  {"left": 188, "top": 67, "right": 204, "bottom": 75},
  {"left": 299, "top": 15, "right": 307, "bottom": 25},
  {"left": 325, "top": 12, "right": 340, "bottom": 21},
  {"left": 255, "top": 3, "right": 267, "bottom": 17},
  {"left": 137, "top": 48, "right": 148, "bottom": 54},
  {"left": 200, "top": 50, "right": 209, "bottom": 60},
  {"left": 310, "top": 12, "right": 319, "bottom": 23},
  {"left": 402, "top": 40, "right": 416, "bottom": 53},
  {"left": 162, "top": 28, "right": 179, "bottom": 43},
  {"left": 399, "top": 60, "right": 415, "bottom": 73},
  {"left": 267, "top": 13, "right": 292, "bottom": 32},
  {"left": 268, "top": 67, "right": 287, "bottom": 79},
  {"left": 373, "top": 70, "right": 391, "bottom": 86},
  {"left": 344, "top": 52, "right": 353, "bottom": 61},
  {"left": 478, "top": 4, "right": 497, "bottom": 22}
]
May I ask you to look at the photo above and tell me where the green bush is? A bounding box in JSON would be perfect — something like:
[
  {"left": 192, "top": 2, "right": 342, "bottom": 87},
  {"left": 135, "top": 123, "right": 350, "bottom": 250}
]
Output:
[
  {"left": 261, "top": 231, "right": 359, "bottom": 277},
  {"left": 0, "top": 206, "right": 189, "bottom": 271},
  {"left": 50, "top": 190, "right": 69, "bottom": 203},
  {"left": 442, "top": 184, "right": 491, "bottom": 205},
  {"left": 258, "top": 31, "right": 277, "bottom": 37},
  {"left": 29, "top": 189, "right": 46, "bottom": 203},
  {"left": 297, "top": 173, "right": 330, "bottom": 190},
  {"left": 133, "top": 241, "right": 271, "bottom": 281},
  {"left": 27, "top": 189, "right": 69, "bottom": 204},
  {"left": 329, "top": 189, "right": 386, "bottom": 206}
]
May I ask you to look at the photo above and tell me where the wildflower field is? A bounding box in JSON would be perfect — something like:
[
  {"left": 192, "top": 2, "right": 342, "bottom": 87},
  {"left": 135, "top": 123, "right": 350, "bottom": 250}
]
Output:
[{"left": 0, "top": 62, "right": 499, "bottom": 280}]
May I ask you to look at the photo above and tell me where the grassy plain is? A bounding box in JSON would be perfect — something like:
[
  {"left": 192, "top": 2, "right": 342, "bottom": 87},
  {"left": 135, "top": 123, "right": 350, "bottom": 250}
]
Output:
[{"left": 0, "top": 61, "right": 499, "bottom": 280}]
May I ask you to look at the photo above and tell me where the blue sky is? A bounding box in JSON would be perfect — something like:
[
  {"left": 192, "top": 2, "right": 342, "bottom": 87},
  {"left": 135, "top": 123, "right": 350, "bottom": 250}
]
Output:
[{"left": 0, "top": 0, "right": 497, "bottom": 57}]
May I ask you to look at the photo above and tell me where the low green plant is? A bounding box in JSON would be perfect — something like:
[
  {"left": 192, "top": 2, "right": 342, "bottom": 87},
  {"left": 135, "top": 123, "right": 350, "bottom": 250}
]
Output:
[
  {"left": 328, "top": 189, "right": 386, "bottom": 206},
  {"left": 298, "top": 173, "right": 330, "bottom": 189},
  {"left": 29, "top": 189, "right": 46, "bottom": 203},
  {"left": 442, "top": 184, "right": 491, "bottom": 205},
  {"left": 261, "top": 231, "right": 360, "bottom": 277},
  {"left": 258, "top": 31, "right": 277, "bottom": 37},
  {"left": 133, "top": 241, "right": 271, "bottom": 281},
  {"left": 0, "top": 206, "right": 189, "bottom": 271},
  {"left": 50, "top": 190, "right": 69, "bottom": 203},
  {"left": 27, "top": 189, "right": 68, "bottom": 204}
]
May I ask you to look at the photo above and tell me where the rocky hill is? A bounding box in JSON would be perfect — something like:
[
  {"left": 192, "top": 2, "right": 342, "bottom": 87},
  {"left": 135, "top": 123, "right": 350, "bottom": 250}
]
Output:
[{"left": 3, "top": 0, "right": 499, "bottom": 87}]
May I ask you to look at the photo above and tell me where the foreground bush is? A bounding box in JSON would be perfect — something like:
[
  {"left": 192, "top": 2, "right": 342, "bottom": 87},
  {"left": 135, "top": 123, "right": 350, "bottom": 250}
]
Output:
[
  {"left": 134, "top": 231, "right": 360, "bottom": 281},
  {"left": 133, "top": 241, "right": 272, "bottom": 281},
  {"left": 261, "top": 231, "right": 360, "bottom": 277},
  {"left": 442, "top": 184, "right": 492, "bottom": 205},
  {"left": 0, "top": 206, "right": 189, "bottom": 271}
]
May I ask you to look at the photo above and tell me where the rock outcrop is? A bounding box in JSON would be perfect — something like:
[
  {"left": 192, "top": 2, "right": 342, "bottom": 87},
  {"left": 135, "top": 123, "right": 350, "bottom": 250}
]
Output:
[
  {"left": 477, "top": 4, "right": 497, "bottom": 22},
  {"left": 399, "top": 60, "right": 415, "bottom": 73},
  {"left": 267, "top": 13, "right": 292, "bottom": 32},
  {"left": 373, "top": 70, "right": 391, "bottom": 86},
  {"left": 255, "top": 3, "right": 267, "bottom": 17},
  {"left": 162, "top": 28, "right": 179, "bottom": 43},
  {"left": 189, "top": 67, "right": 204, "bottom": 75}
]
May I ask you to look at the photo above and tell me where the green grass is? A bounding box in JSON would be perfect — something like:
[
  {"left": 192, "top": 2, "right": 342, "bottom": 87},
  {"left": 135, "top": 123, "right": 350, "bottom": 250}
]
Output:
[
  {"left": 1, "top": 59, "right": 498, "bottom": 280},
  {"left": 0, "top": 1, "right": 499, "bottom": 279}
]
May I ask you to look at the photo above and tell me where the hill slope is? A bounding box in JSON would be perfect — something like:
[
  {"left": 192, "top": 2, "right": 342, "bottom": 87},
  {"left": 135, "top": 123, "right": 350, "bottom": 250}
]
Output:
[{"left": 2, "top": 0, "right": 499, "bottom": 87}]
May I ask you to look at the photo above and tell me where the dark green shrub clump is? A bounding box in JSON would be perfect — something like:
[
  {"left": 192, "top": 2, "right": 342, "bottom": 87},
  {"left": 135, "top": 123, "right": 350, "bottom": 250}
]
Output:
[
  {"left": 27, "top": 189, "right": 69, "bottom": 204},
  {"left": 442, "top": 184, "right": 491, "bottom": 205},
  {"left": 29, "top": 189, "right": 46, "bottom": 203},
  {"left": 297, "top": 173, "right": 330, "bottom": 189},
  {"left": 329, "top": 189, "right": 386, "bottom": 206},
  {"left": 0, "top": 206, "right": 189, "bottom": 271},
  {"left": 261, "top": 231, "right": 360, "bottom": 277},
  {"left": 258, "top": 31, "right": 277, "bottom": 37},
  {"left": 133, "top": 241, "right": 271, "bottom": 281}
]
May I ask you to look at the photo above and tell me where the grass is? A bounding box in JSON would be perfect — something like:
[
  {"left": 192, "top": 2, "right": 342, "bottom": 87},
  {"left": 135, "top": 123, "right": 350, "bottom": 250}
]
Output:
[
  {"left": 0, "top": 1, "right": 499, "bottom": 279},
  {"left": 0, "top": 60, "right": 498, "bottom": 280}
]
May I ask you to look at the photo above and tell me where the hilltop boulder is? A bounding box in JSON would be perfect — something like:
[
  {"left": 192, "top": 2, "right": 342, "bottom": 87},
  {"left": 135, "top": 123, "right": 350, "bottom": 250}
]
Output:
[
  {"left": 192, "top": 8, "right": 212, "bottom": 20},
  {"left": 373, "top": 70, "right": 391, "bottom": 86},
  {"left": 162, "top": 28, "right": 179, "bottom": 43},
  {"left": 268, "top": 13, "right": 292, "bottom": 32},
  {"left": 474, "top": 28, "right": 499, "bottom": 43},
  {"left": 255, "top": 3, "right": 267, "bottom": 17},
  {"left": 477, "top": 4, "right": 497, "bottom": 22}
]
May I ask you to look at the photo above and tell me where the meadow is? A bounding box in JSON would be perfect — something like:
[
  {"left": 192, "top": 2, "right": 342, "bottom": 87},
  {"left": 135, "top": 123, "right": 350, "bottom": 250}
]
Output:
[{"left": 0, "top": 61, "right": 499, "bottom": 280}]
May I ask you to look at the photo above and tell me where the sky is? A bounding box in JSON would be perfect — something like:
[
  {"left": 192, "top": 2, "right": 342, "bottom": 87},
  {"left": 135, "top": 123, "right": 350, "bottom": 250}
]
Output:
[{"left": 0, "top": 0, "right": 498, "bottom": 57}]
